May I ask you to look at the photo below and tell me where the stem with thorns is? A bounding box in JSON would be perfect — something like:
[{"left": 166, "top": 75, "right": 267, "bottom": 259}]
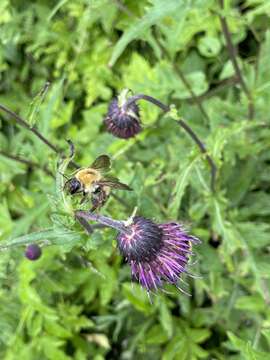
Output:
[
  {"left": 123, "top": 94, "right": 217, "bottom": 191},
  {"left": 0, "top": 104, "right": 79, "bottom": 169},
  {"left": 75, "top": 210, "right": 132, "bottom": 235},
  {"left": 218, "top": 0, "right": 254, "bottom": 119},
  {"left": 0, "top": 150, "right": 54, "bottom": 177}
]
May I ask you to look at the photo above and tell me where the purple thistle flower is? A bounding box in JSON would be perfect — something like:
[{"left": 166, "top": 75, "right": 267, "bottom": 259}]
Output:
[
  {"left": 117, "top": 217, "right": 199, "bottom": 292},
  {"left": 104, "top": 96, "right": 141, "bottom": 139},
  {"left": 25, "top": 244, "right": 42, "bottom": 261}
]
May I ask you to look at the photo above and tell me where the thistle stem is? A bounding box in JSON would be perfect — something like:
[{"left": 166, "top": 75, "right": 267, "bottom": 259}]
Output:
[
  {"left": 0, "top": 150, "right": 54, "bottom": 177},
  {"left": 152, "top": 27, "right": 210, "bottom": 124},
  {"left": 123, "top": 94, "right": 169, "bottom": 112},
  {"left": 75, "top": 214, "right": 94, "bottom": 235},
  {"left": 0, "top": 104, "right": 79, "bottom": 169},
  {"left": 176, "top": 120, "right": 217, "bottom": 192},
  {"left": 75, "top": 211, "right": 132, "bottom": 234},
  {"left": 218, "top": 0, "right": 254, "bottom": 120},
  {"left": 123, "top": 94, "right": 217, "bottom": 191}
]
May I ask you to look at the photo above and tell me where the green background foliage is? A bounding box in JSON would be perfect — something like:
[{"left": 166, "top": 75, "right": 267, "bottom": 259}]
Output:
[{"left": 0, "top": 0, "right": 270, "bottom": 359}]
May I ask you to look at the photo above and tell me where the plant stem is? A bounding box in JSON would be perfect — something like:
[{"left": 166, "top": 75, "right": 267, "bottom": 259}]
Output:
[
  {"left": 75, "top": 214, "right": 94, "bottom": 235},
  {"left": 0, "top": 104, "right": 79, "bottom": 169},
  {"left": 113, "top": 0, "right": 134, "bottom": 18},
  {"left": 152, "top": 27, "right": 210, "bottom": 123},
  {"left": 124, "top": 94, "right": 217, "bottom": 191},
  {"left": 0, "top": 150, "right": 54, "bottom": 177},
  {"left": 218, "top": 0, "right": 254, "bottom": 120},
  {"left": 185, "top": 76, "right": 238, "bottom": 103},
  {"left": 75, "top": 210, "right": 131, "bottom": 234},
  {"left": 176, "top": 120, "right": 217, "bottom": 192},
  {"left": 123, "top": 94, "right": 169, "bottom": 112},
  {"left": 172, "top": 64, "right": 211, "bottom": 123}
]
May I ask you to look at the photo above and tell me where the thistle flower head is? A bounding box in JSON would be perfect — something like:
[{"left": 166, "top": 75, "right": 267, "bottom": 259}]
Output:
[
  {"left": 25, "top": 244, "right": 42, "bottom": 261},
  {"left": 104, "top": 89, "right": 141, "bottom": 139},
  {"left": 117, "top": 216, "right": 199, "bottom": 291}
]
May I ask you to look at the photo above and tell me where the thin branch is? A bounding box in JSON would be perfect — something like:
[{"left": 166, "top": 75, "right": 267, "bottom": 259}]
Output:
[
  {"left": 0, "top": 104, "right": 79, "bottom": 169},
  {"left": 218, "top": 0, "right": 254, "bottom": 119},
  {"left": 172, "top": 64, "right": 211, "bottom": 122},
  {"left": 75, "top": 213, "right": 94, "bottom": 234},
  {"left": 0, "top": 150, "right": 54, "bottom": 177},
  {"left": 176, "top": 120, "right": 217, "bottom": 192},
  {"left": 75, "top": 210, "right": 131, "bottom": 234},
  {"left": 0, "top": 104, "right": 59, "bottom": 153},
  {"left": 185, "top": 76, "right": 238, "bottom": 103},
  {"left": 152, "top": 27, "right": 210, "bottom": 123},
  {"left": 124, "top": 94, "right": 217, "bottom": 192},
  {"left": 123, "top": 94, "right": 169, "bottom": 112},
  {"left": 113, "top": 0, "right": 134, "bottom": 18}
]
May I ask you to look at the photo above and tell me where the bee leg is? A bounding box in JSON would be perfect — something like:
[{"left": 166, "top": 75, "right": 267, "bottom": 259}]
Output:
[
  {"left": 90, "top": 204, "right": 98, "bottom": 212},
  {"left": 91, "top": 190, "right": 108, "bottom": 212},
  {"left": 80, "top": 193, "right": 88, "bottom": 205},
  {"left": 58, "top": 171, "right": 69, "bottom": 180},
  {"left": 62, "top": 177, "right": 72, "bottom": 191}
]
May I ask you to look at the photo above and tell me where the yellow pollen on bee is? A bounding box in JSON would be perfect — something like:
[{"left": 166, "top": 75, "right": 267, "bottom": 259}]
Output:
[{"left": 75, "top": 168, "right": 102, "bottom": 192}]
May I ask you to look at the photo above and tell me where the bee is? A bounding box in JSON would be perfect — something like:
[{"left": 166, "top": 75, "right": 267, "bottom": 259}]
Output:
[{"left": 64, "top": 155, "right": 132, "bottom": 211}]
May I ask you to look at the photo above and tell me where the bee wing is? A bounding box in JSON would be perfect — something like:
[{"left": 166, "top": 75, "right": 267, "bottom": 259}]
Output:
[
  {"left": 90, "top": 155, "right": 111, "bottom": 173},
  {"left": 98, "top": 176, "right": 133, "bottom": 191}
]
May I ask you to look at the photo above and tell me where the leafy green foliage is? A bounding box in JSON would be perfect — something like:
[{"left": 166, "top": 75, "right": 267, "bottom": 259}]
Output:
[{"left": 0, "top": 0, "right": 270, "bottom": 359}]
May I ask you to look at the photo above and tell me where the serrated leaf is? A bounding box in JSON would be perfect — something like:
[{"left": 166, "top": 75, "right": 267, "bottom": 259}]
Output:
[
  {"left": 235, "top": 294, "right": 266, "bottom": 312},
  {"left": 109, "top": 0, "right": 186, "bottom": 67},
  {"left": 159, "top": 299, "right": 173, "bottom": 338},
  {"left": 0, "top": 228, "right": 81, "bottom": 250},
  {"left": 168, "top": 156, "right": 199, "bottom": 218},
  {"left": 122, "top": 283, "right": 152, "bottom": 314}
]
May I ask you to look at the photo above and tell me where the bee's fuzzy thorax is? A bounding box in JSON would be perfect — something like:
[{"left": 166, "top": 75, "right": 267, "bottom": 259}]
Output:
[{"left": 75, "top": 168, "right": 102, "bottom": 190}]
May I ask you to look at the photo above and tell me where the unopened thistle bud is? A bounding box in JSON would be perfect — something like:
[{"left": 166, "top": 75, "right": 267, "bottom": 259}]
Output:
[
  {"left": 25, "top": 244, "right": 42, "bottom": 261},
  {"left": 104, "top": 89, "right": 141, "bottom": 139},
  {"left": 117, "top": 216, "right": 199, "bottom": 292}
]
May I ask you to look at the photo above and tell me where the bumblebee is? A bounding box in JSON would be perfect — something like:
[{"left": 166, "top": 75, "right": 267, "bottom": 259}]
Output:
[{"left": 64, "top": 155, "right": 132, "bottom": 211}]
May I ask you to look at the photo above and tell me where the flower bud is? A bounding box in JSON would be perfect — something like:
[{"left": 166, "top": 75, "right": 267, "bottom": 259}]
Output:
[
  {"left": 104, "top": 97, "right": 141, "bottom": 139},
  {"left": 25, "top": 244, "right": 42, "bottom": 261}
]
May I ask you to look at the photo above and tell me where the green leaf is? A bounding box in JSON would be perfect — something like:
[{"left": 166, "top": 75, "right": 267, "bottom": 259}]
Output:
[
  {"left": 145, "top": 325, "right": 168, "bottom": 345},
  {"left": 168, "top": 156, "right": 199, "bottom": 218},
  {"left": 122, "top": 283, "right": 153, "bottom": 314},
  {"left": 0, "top": 228, "right": 81, "bottom": 250},
  {"left": 109, "top": 0, "right": 187, "bottom": 67},
  {"left": 227, "top": 332, "right": 268, "bottom": 360},
  {"left": 198, "top": 35, "right": 221, "bottom": 58},
  {"left": 235, "top": 294, "right": 266, "bottom": 312},
  {"left": 159, "top": 299, "right": 173, "bottom": 338},
  {"left": 27, "top": 82, "right": 50, "bottom": 127}
]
